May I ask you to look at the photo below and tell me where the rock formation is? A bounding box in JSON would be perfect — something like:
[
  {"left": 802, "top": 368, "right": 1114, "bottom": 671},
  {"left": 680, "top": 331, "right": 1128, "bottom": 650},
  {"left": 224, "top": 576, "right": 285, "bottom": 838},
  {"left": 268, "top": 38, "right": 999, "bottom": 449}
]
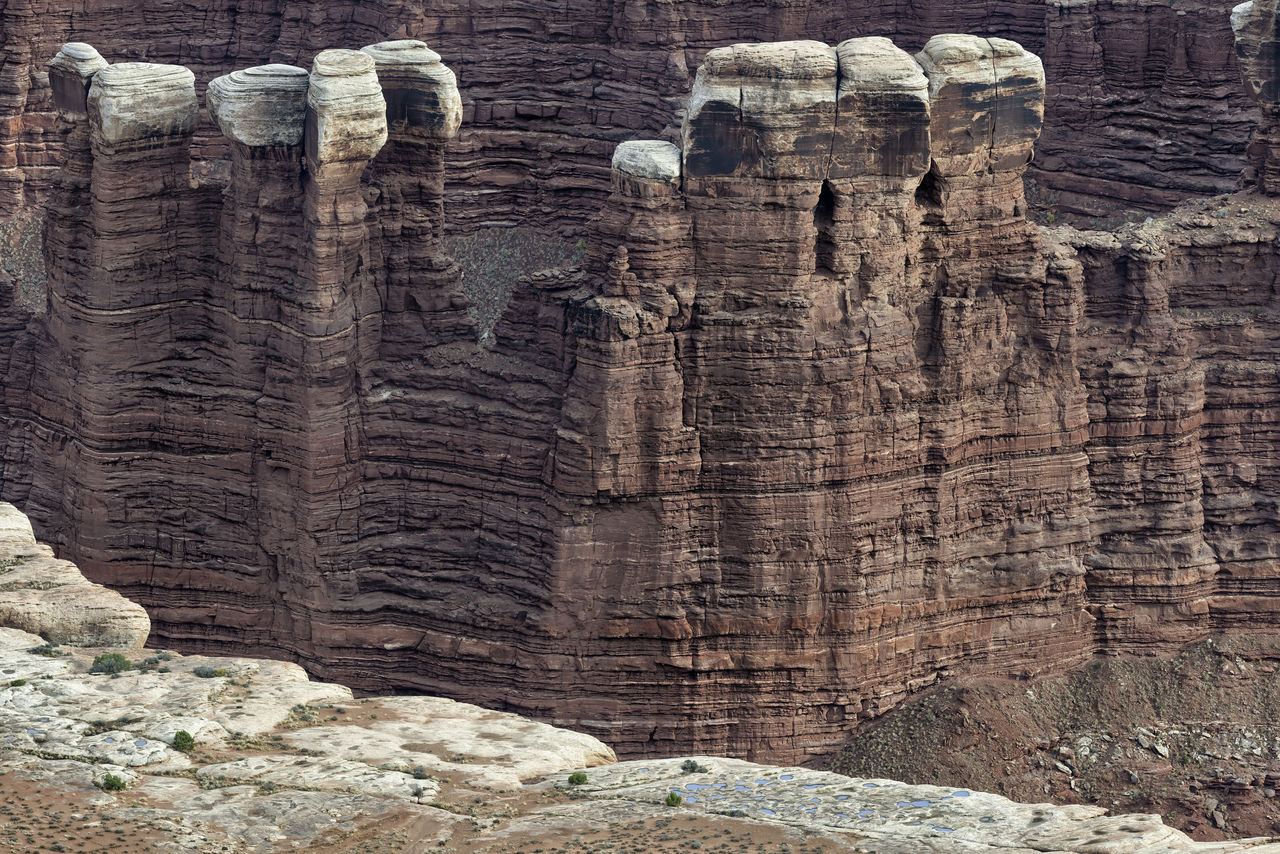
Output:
[
  {"left": 0, "top": 503, "right": 148, "bottom": 647},
  {"left": 0, "top": 0, "right": 1262, "bottom": 229},
  {"left": 0, "top": 500, "right": 1273, "bottom": 853},
  {"left": 3, "top": 16, "right": 1280, "bottom": 768},
  {"left": 1234, "top": 0, "right": 1280, "bottom": 193}
]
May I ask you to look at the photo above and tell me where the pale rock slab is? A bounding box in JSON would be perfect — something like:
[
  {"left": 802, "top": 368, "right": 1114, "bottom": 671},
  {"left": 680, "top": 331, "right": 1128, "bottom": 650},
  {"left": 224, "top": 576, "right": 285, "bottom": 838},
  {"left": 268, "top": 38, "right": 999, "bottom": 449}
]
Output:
[
  {"left": 612, "top": 140, "right": 682, "bottom": 182},
  {"left": 207, "top": 64, "right": 309, "bottom": 147},
  {"left": 361, "top": 39, "right": 462, "bottom": 140},
  {"left": 282, "top": 694, "right": 615, "bottom": 791},
  {"left": 86, "top": 61, "right": 197, "bottom": 146},
  {"left": 198, "top": 754, "right": 441, "bottom": 802},
  {"left": 0, "top": 503, "right": 149, "bottom": 648},
  {"left": 683, "top": 40, "right": 838, "bottom": 179},
  {"left": 564, "top": 758, "right": 1274, "bottom": 853}
]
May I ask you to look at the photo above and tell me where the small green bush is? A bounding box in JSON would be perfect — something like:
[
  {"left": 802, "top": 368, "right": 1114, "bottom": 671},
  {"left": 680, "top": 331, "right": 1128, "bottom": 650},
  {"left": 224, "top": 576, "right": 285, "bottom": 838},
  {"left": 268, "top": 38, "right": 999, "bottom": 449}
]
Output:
[
  {"left": 89, "top": 653, "right": 132, "bottom": 675},
  {"left": 665, "top": 791, "right": 683, "bottom": 807},
  {"left": 27, "top": 643, "right": 63, "bottom": 658},
  {"left": 412, "top": 765, "right": 431, "bottom": 780},
  {"left": 172, "top": 730, "right": 195, "bottom": 753},
  {"left": 192, "top": 666, "right": 227, "bottom": 679},
  {"left": 568, "top": 771, "right": 588, "bottom": 786},
  {"left": 7, "top": 679, "right": 25, "bottom": 687},
  {"left": 99, "top": 773, "right": 126, "bottom": 792}
]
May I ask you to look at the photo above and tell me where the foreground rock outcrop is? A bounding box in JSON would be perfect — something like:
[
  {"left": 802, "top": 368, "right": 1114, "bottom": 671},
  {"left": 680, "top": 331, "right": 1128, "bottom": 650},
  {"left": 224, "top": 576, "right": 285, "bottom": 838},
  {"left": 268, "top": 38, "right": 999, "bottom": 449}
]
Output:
[
  {"left": 1, "top": 500, "right": 1275, "bottom": 853},
  {"left": 0, "top": 0, "right": 1261, "bottom": 229}
]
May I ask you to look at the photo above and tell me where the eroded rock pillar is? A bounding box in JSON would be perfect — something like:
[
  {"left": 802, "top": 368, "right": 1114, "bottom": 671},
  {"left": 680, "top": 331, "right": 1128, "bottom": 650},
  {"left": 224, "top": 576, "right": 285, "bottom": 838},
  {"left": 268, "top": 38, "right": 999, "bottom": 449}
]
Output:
[
  {"left": 556, "top": 139, "right": 699, "bottom": 498},
  {"left": 915, "top": 35, "right": 1044, "bottom": 225},
  {"left": 360, "top": 39, "right": 473, "bottom": 352},
  {"left": 260, "top": 50, "right": 385, "bottom": 584},
  {"left": 30, "top": 58, "right": 199, "bottom": 572},
  {"left": 44, "top": 44, "right": 108, "bottom": 305},
  {"left": 207, "top": 64, "right": 309, "bottom": 321},
  {"left": 827, "top": 37, "right": 930, "bottom": 303}
]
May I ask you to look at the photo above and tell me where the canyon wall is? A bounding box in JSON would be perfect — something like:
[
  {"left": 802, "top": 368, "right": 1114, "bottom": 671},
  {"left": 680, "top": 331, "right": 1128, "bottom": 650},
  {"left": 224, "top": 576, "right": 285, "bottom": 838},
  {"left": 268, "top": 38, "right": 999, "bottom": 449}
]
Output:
[
  {"left": 3, "top": 6, "right": 1280, "bottom": 764},
  {"left": 0, "top": 0, "right": 1259, "bottom": 232}
]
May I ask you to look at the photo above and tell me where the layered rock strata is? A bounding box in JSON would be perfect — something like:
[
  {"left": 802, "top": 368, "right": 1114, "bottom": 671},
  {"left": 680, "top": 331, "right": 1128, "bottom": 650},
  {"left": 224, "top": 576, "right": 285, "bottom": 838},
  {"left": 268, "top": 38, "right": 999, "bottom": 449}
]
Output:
[
  {"left": 6, "top": 26, "right": 1280, "bottom": 765},
  {"left": 0, "top": 0, "right": 1261, "bottom": 228},
  {"left": 0, "top": 501, "right": 1270, "bottom": 854},
  {"left": 1234, "top": 0, "right": 1280, "bottom": 193},
  {"left": 6, "top": 34, "right": 1083, "bottom": 761}
]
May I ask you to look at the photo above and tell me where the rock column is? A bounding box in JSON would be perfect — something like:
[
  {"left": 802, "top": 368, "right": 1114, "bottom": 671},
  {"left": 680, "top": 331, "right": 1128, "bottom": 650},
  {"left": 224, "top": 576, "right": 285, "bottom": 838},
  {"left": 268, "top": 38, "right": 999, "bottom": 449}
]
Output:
[
  {"left": 826, "top": 37, "right": 930, "bottom": 302},
  {"left": 360, "top": 40, "right": 472, "bottom": 354},
  {"left": 256, "top": 50, "right": 385, "bottom": 631},
  {"left": 1232, "top": 0, "right": 1280, "bottom": 193},
  {"left": 29, "top": 58, "right": 199, "bottom": 570},
  {"left": 207, "top": 63, "right": 310, "bottom": 325},
  {"left": 555, "top": 139, "right": 698, "bottom": 498},
  {"left": 45, "top": 44, "right": 108, "bottom": 267}
]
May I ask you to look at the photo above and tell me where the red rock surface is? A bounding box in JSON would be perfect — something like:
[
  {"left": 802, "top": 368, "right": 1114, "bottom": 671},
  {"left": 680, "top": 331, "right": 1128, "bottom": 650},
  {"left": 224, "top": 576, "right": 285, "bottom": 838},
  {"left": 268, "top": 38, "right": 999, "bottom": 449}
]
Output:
[
  {"left": 2, "top": 18, "right": 1280, "bottom": 767},
  {"left": 0, "top": 0, "right": 1261, "bottom": 230}
]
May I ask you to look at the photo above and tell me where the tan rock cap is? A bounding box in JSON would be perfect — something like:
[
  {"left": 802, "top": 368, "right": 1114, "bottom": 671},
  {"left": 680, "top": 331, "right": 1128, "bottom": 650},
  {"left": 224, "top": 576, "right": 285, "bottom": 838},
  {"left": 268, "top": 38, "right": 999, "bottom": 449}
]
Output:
[
  {"left": 208, "top": 64, "right": 309, "bottom": 148},
  {"left": 305, "top": 49, "right": 388, "bottom": 168},
  {"left": 361, "top": 39, "right": 462, "bottom": 140},
  {"left": 87, "top": 62, "right": 197, "bottom": 145},
  {"left": 48, "top": 43, "right": 109, "bottom": 121}
]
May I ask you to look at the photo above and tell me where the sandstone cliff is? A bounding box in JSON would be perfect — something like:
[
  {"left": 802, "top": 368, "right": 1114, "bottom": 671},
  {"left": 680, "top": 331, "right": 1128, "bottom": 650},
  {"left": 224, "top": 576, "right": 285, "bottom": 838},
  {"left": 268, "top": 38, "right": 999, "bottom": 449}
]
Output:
[
  {"left": 4, "top": 20, "right": 1280, "bottom": 766},
  {"left": 0, "top": 0, "right": 1261, "bottom": 230}
]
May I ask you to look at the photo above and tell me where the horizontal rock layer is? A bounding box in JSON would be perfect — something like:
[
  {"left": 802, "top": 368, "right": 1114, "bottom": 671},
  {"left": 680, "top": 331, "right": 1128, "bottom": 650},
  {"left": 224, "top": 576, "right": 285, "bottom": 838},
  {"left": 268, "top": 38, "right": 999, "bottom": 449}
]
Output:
[{"left": 0, "top": 0, "right": 1260, "bottom": 229}]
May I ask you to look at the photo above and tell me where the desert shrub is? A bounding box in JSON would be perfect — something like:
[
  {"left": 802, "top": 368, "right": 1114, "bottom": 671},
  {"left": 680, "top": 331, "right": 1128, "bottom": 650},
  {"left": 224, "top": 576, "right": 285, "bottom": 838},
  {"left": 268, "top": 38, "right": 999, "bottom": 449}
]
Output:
[
  {"left": 27, "top": 643, "right": 63, "bottom": 658},
  {"left": 89, "top": 653, "right": 131, "bottom": 675},
  {"left": 7, "top": 679, "right": 25, "bottom": 687},
  {"left": 172, "top": 730, "right": 195, "bottom": 753},
  {"left": 192, "top": 666, "right": 227, "bottom": 678},
  {"left": 665, "top": 791, "right": 683, "bottom": 807},
  {"left": 98, "top": 773, "right": 126, "bottom": 792},
  {"left": 568, "top": 771, "right": 588, "bottom": 786},
  {"left": 413, "top": 765, "right": 431, "bottom": 780}
]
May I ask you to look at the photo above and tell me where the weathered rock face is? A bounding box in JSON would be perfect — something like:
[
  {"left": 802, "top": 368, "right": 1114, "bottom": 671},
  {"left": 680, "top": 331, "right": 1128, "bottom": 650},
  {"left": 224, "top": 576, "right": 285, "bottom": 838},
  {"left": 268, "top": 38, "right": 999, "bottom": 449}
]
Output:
[
  {"left": 6, "top": 25, "right": 1280, "bottom": 768},
  {"left": 1037, "top": 0, "right": 1254, "bottom": 215},
  {"left": 1233, "top": 0, "right": 1280, "bottom": 193},
  {"left": 1, "top": 34, "right": 1081, "bottom": 762},
  {"left": 0, "top": 502, "right": 1269, "bottom": 854},
  {"left": 0, "top": 0, "right": 1261, "bottom": 229}
]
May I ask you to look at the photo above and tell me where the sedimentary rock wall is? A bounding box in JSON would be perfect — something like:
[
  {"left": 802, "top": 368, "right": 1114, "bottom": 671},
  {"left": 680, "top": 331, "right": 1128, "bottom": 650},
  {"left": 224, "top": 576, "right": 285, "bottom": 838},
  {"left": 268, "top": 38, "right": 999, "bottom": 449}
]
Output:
[
  {"left": 5, "top": 16, "right": 1280, "bottom": 764},
  {"left": 0, "top": 0, "right": 1259, "bottom": 230}
]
